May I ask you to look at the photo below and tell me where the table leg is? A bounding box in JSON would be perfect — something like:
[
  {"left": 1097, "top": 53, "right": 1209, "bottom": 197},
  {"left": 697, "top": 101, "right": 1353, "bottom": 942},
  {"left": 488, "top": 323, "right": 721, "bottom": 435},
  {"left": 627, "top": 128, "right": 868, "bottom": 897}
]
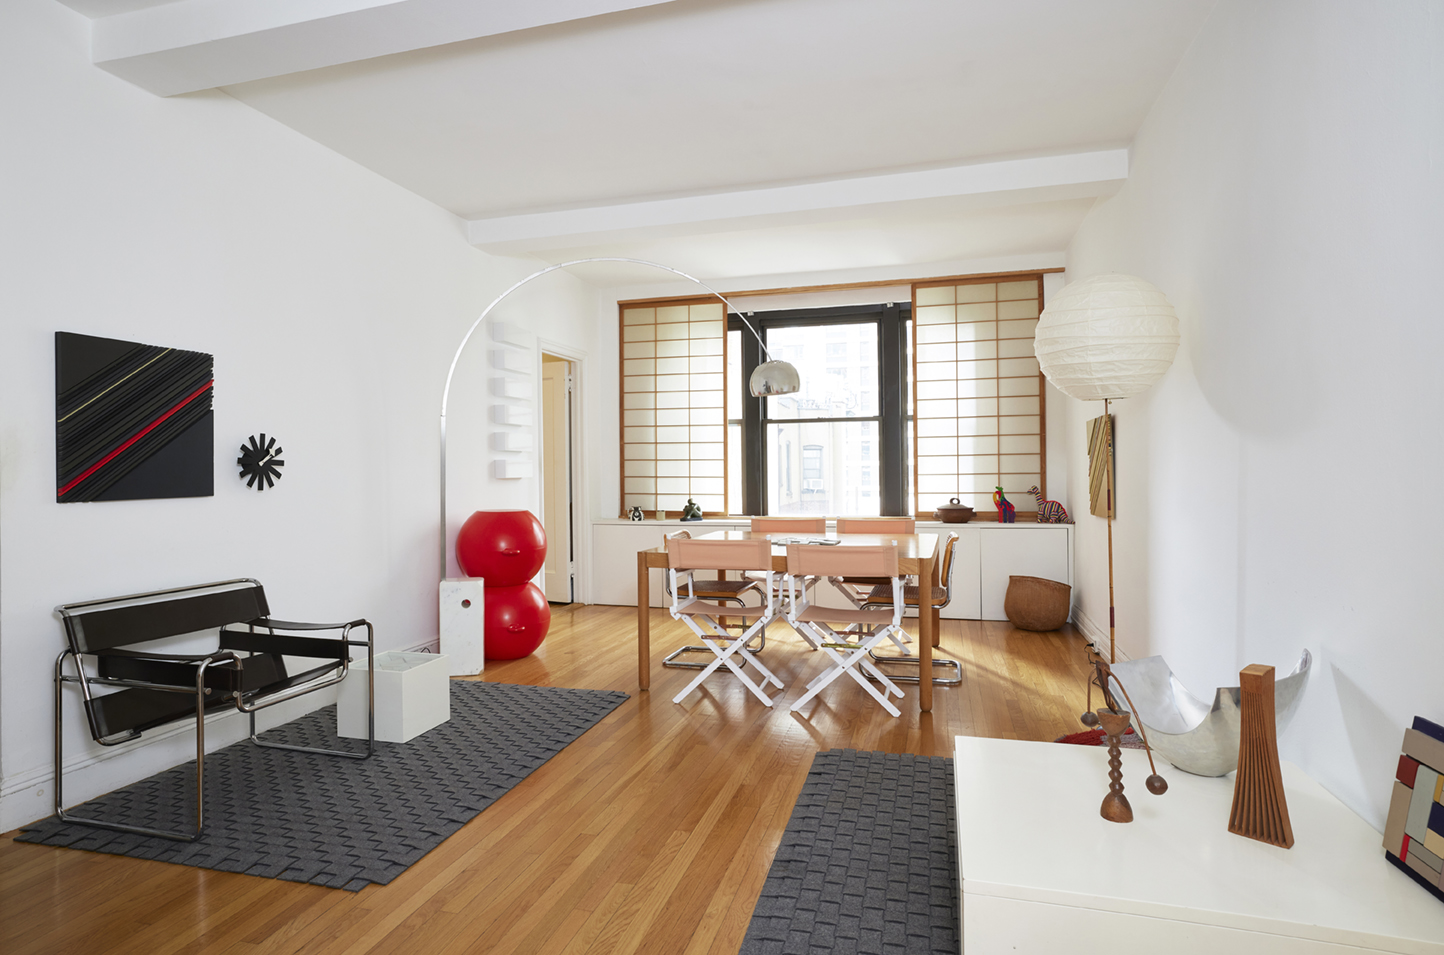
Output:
[
  {"left": 919, "top": 554, "right": 934, "bottom": 712},
  {"left": 637, "top": 552, "right": 650, "bottom": 691}
]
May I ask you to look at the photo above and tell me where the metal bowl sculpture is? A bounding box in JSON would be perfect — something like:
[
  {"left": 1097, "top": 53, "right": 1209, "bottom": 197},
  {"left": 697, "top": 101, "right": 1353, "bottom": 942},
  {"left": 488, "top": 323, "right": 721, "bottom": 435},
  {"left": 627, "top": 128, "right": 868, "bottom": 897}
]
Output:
[{"left": 1106, "top": 649, "right": 1311, "bottom": 777}]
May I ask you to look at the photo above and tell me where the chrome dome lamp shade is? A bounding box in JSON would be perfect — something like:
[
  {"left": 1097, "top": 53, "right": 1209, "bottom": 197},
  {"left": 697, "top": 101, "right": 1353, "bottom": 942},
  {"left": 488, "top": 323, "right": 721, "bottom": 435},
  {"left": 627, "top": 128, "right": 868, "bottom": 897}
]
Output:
[
  {"left": 748, "top": 359, "right": 800, "bottom": 397},
  {"left": 734, "top": 310, "right": 799, "bottom": 398},
  {"left": 1107, "top": 649, "right": 1312, "bottom": 777}
]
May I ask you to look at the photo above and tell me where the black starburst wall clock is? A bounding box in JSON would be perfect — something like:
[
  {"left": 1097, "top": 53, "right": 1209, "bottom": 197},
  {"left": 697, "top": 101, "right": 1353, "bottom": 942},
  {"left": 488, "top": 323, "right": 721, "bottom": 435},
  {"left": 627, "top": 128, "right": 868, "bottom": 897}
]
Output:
[{"left": 238, "top": 434, "right": 285, "bottom": 490}]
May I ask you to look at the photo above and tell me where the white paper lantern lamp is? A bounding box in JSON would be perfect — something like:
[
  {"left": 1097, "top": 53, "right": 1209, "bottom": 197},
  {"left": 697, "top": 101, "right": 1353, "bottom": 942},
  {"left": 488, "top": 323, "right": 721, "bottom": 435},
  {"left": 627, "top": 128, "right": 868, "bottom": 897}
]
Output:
[
  {"left": 1034, "top": 272, "right": 1179, "bottom": 664},
  {"left": 1034, "top": 273, "right": 1180, "bottom": 401}
]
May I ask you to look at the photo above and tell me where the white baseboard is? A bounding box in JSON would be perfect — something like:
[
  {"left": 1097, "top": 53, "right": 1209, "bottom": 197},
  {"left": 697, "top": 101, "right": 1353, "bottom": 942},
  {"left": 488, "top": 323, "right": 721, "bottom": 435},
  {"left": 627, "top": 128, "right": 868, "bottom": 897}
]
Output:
[{"left": 1071, "top": 607, "right": 1132, "bottom": 662}]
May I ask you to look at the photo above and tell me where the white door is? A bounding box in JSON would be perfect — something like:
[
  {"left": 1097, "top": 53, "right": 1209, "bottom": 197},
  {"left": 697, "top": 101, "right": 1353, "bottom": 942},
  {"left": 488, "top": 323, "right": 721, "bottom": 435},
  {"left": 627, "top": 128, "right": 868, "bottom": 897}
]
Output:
[{"left": 541, "top": 356, "right": 573, "bottom": 602}]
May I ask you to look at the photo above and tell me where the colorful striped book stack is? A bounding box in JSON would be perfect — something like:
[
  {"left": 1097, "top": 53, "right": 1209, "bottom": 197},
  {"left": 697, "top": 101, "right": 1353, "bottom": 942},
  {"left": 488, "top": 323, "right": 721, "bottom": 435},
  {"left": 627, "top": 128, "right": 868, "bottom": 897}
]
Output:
[{"left": 1385, "top": 715, "right": 1444, "bottom": 905}]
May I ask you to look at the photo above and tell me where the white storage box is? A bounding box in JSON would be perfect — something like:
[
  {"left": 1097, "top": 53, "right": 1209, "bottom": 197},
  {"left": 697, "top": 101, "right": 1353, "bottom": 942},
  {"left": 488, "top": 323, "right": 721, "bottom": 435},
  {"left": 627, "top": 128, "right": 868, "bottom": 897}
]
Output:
[
  {"left": 337, "top": 651, "right": 450, "bottom": 743},
  {"left": 440, "top": 577, "right": 485, "bottom": 676}
]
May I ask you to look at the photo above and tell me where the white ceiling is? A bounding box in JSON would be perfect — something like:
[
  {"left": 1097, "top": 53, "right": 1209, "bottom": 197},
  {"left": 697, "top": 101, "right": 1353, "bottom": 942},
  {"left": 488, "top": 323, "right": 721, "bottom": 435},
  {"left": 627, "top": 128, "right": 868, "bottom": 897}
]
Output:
[{"left": 61, "top": 0, "right": 1218, "bottom": 282}]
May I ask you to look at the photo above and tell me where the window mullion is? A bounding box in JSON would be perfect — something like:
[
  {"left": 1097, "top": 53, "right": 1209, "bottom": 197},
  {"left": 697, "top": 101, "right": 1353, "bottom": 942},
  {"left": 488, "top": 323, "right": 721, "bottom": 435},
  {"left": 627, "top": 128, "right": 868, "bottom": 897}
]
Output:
[
  {"left": 739, "top": 319, "right": 763, "bottom": 515},
  {"left": 879, "top": 302, "right": 907, "bottom": 516}
]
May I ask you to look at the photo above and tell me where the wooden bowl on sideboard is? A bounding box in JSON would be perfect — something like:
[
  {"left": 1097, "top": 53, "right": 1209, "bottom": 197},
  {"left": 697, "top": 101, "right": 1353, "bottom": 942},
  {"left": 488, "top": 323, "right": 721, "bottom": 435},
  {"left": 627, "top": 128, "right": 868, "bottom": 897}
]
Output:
[{"left": 933, "top": 497, "right": 976, "bottom": 523}]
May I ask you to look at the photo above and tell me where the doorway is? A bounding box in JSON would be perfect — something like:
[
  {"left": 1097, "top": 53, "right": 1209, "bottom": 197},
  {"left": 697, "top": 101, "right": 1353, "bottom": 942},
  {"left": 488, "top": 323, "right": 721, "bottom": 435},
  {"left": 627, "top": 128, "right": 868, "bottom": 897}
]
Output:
[{"left": 540, "top": 353, "right": 574, "bottom": 604}]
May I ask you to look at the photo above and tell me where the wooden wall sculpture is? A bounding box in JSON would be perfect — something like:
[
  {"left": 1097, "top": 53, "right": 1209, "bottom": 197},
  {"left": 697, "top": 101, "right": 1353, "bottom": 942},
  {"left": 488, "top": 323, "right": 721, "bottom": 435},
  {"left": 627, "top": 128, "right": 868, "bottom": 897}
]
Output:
[
  {"left": 1086, "top": 413, "right": 1114, "bottom": 519},
  {"left": 1228, "top": 664, "right": 1295, "bottom": 848},
  {"left": 55, "top": 332, "right": 213, "bottom": 503}
]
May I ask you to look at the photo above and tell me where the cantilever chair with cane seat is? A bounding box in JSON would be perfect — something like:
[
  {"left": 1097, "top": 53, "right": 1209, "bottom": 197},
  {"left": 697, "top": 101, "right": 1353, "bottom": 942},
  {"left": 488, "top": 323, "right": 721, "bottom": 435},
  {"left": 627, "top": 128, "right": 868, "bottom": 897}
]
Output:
[
  {"left": 667, "top": 536, "right": 785, "bottom": 706},
  {"left": 829, "top": 517, "right": 916, "bottom": 608},
  {"left": 785, "top": 543, "right": 908, "bottom": 717},
  {"left": 860, "top": 531, "right": 963, "bottom": 685},
  {"left": 661, "top": 530, "right": 765, "bottom": 670}
]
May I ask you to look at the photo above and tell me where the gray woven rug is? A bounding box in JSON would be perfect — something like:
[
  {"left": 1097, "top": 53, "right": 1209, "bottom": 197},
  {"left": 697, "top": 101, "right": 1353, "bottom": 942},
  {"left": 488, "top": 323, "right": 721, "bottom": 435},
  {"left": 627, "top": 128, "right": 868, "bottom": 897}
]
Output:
[
  {"left": 740, "top": 749, "right": 959, "bottom": 955},
  {"left": 18, "top": 681, "right": 627, "bottom": 891}
]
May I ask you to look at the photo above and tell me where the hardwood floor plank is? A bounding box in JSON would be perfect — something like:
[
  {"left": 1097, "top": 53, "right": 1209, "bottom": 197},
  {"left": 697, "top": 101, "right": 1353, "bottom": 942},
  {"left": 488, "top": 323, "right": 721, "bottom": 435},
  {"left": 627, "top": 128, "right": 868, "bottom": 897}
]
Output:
[{"left": 1, "top": 604, "right": 1093, "bottom": 955}]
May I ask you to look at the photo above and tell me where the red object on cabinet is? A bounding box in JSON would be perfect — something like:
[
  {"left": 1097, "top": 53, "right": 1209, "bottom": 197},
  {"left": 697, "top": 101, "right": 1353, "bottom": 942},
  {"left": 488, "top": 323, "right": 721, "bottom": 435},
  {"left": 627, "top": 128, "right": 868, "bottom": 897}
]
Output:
[
  {"left": 483, "top": 583, "right": 551, "bottom": 660},
  {"left": 456, "top": 509, "right": 547, "bottom": 586}
]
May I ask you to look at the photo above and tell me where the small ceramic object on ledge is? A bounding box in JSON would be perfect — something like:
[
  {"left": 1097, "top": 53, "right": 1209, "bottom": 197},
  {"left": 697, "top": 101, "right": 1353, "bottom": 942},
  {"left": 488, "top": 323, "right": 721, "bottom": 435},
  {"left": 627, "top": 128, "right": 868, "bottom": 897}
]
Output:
[
  {"left": 629, "top": 506, "right": 644, "bottom": 521},
  {"left": 934, "top": 497, "right": 976, "bottom": 523},
  {"left": 680, "top": 498, "right": 704, "bottom": 521},
  {"left": 654, "top": 510, "right": 666, "bottom": 521}
]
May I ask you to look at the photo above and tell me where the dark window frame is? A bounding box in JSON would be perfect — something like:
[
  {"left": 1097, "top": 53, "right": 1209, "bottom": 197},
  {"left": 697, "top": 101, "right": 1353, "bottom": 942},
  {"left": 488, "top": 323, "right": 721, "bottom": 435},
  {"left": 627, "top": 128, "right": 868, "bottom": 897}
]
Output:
[{"left": 729, "top": 302, "right": 911, "bottom": 516}]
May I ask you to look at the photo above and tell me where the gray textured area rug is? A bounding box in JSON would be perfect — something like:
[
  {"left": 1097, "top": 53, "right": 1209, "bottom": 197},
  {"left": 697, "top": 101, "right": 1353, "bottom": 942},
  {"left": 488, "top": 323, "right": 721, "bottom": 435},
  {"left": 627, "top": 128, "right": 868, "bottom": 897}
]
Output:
[
  {"left": 740, "top": 749, "right": 959, "bottom": 955},
  {"left": 18, "top": 681, "right": 628, "bottom": 891}
]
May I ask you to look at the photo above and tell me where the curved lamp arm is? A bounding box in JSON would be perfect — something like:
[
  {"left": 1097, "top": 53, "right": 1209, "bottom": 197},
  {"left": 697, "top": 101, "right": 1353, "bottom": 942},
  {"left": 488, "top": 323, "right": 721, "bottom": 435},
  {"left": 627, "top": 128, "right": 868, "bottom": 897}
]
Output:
[{"left": 439, "top": 256, "right": 790, "bottom": 581}]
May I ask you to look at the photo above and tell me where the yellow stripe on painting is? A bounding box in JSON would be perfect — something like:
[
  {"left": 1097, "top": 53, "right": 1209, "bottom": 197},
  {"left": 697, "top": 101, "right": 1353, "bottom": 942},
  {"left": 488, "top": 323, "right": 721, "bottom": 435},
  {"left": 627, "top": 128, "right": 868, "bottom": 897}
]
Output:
[{"left": 57, "top": 348, "right": 173, "bottom": 424}]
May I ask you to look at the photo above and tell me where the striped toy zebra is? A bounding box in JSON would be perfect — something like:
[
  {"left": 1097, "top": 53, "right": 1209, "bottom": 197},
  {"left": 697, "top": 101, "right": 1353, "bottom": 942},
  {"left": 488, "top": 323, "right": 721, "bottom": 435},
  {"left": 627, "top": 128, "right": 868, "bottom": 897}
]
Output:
[{"left": 1028, "top": 485, "right": 1074, "bottom": 524}]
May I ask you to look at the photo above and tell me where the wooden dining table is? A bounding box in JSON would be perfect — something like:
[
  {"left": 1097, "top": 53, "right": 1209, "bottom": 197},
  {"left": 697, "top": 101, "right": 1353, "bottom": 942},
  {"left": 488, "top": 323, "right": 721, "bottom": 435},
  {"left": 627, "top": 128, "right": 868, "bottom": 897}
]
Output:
[{"left": 635, "top": 529, "right": 941, "bottom": 712}]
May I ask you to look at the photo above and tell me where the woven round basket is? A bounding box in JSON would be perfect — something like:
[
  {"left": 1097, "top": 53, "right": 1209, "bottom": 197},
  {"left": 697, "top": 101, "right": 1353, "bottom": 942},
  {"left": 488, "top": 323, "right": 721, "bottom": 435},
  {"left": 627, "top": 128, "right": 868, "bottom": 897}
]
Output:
[{"left": 1003, "top": 575, "right": 1072, "bottom": 631}]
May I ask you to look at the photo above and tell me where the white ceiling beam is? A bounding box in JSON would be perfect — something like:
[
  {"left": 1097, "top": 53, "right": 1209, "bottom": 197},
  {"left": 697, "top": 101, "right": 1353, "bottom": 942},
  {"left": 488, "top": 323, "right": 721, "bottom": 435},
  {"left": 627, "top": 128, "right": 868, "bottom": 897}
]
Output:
[
  {"left": 89, "top": 0, "right": 686, "bottom": 96},
  {"left": 466, "top": 149, "right": 1129, "bottom": 253}
]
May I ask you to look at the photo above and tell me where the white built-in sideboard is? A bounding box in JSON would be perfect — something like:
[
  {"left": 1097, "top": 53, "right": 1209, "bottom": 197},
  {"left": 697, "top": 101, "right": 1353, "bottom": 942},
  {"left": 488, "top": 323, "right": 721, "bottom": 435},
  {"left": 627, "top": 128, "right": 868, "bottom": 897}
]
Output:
[{"left": 590, "top": 519, "right": 1073, "bottom": 620}]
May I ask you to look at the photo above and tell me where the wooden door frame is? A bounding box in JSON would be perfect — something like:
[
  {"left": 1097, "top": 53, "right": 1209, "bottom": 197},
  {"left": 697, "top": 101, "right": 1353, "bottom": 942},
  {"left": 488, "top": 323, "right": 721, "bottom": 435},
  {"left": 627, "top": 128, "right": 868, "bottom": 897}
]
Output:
[{"left": 537, "top": 339, "right": 588, "bottom": 604}]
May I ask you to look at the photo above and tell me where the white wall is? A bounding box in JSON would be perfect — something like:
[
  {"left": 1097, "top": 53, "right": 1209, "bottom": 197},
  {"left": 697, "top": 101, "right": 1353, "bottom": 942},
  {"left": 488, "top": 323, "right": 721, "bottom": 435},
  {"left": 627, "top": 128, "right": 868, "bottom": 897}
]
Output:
[
  {"left": 0, "top": 0, "right": 593, "bottom": 830},
  {"left": 1060, "top": 0, "right": 1444, "bottom": 828}
]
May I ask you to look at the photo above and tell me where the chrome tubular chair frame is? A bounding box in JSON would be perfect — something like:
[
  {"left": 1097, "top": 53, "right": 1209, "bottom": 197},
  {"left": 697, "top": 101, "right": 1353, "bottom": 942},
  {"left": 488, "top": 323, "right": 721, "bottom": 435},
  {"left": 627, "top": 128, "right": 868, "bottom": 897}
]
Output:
[
  {"left": 53, "top": 578, "right": 374, "bottom": 842},
  {"left": 863, "top": 532, "right": 964, "bottom": 686}
]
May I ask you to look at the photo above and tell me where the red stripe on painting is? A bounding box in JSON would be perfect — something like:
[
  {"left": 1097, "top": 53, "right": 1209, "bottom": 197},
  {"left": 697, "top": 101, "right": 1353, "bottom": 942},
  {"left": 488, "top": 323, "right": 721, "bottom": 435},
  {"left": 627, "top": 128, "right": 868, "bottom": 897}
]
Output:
[{"left": 57, "top": 380, "right": 213, "bottom": 497}]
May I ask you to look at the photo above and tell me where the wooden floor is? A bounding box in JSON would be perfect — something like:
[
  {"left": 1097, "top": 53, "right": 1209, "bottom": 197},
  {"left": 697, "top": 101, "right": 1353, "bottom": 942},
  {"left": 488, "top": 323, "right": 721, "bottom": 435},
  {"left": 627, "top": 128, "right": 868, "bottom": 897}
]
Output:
[{"left": 1, "top": 605, "right": 1094, "bottom": 955}]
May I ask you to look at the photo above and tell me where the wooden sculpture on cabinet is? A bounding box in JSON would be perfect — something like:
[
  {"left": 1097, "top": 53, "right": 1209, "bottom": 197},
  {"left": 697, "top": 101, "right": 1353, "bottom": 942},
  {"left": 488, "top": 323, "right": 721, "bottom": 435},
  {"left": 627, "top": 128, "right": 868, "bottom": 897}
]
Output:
[
  {"left": 1228, "top": 664, "right": 1295, "bottom": 848},
  {"left": 1080, "top": 650, "right": 1168, "bottom": 823}
]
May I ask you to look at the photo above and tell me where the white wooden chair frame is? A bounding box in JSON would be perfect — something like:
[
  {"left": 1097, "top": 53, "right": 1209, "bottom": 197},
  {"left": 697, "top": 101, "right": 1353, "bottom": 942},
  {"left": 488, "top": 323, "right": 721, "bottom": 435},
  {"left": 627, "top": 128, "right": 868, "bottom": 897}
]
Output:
[
  {"left": 667, "top": 538, "right": 785, "bottom": 706},
  {"left": 784, "top": 545, "right": 908, "bottom": 718}
]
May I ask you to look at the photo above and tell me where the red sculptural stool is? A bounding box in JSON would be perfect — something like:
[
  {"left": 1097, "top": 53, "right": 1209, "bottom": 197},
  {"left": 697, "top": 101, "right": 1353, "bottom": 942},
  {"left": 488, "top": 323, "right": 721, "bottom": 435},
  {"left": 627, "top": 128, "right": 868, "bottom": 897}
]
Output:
[
  {"left": 483, "top": 583, "right": 551, "bottom": 660},
  {"left": 455, "top": 510, "right": 551, "bottom": 660},
  {"left": 456, "top": 509, "right": 547, "bottom": 586}
]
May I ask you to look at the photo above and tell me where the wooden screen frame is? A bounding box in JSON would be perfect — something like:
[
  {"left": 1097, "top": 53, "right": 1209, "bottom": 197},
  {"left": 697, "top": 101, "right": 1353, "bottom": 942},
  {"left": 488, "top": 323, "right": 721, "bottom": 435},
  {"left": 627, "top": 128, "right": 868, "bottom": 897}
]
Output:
[
  {"left": 909, "top": 273, "right": 1047, "bottom": 522},
  {"left": 617, "top": 295, "right": 730, "bottom": 518}
]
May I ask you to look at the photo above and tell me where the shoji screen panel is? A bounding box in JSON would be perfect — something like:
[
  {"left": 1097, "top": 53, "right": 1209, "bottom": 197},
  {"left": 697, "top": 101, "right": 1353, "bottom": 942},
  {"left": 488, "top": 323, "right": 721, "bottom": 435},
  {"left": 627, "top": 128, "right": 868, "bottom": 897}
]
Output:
[
  {"left": 912, "top": 276, "right": 1045, "bottom": 518},
  {"left": 620, "top": 300, "right": 728, "bottom": 515}
]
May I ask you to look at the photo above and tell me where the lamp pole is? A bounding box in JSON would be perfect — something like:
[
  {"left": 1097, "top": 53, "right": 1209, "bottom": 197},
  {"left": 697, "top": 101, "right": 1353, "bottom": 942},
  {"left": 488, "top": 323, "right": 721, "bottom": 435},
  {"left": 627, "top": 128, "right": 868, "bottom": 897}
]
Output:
[
  {"left": 1104, "top": 398, "right": 1115, "bottom": 663},
  {"left": 438, "top": 257, "right": 786, "bottom": 582}
]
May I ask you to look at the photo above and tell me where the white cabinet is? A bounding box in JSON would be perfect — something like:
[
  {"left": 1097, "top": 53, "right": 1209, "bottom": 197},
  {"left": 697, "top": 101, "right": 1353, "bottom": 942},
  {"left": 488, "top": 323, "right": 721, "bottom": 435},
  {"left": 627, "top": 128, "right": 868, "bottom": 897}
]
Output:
[
  {"left": 591, "top": 520, "right": 747, "bottom": 608},
  {"left": 955, "top": 736, "right": 1444, "bottom": 954},
  {"left": 919, "top": 522, "right": 1071, "bottom": 620},
  {"left": 590, "top": 520, "right": 1072, "bottom": 621},
  {"left": 976, "top": 523, "right": 1073, "bottom": 620}
]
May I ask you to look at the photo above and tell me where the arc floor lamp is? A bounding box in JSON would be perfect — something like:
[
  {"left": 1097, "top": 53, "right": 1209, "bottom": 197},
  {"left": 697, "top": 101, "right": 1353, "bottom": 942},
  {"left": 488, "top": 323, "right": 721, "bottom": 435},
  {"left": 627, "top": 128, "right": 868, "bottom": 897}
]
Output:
[{"left": 438, "top": 257, "right": 800, "bottom": 580}]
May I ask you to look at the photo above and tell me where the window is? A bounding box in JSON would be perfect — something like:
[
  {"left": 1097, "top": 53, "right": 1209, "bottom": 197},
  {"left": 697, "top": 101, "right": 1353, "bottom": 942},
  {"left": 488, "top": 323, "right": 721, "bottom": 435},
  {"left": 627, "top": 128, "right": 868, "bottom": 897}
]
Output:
[
  {"left": 623, "top": 273, "right": 1046, "bottom": 519},
  {"left": 912, "top": 277, "right": 1045, "bottom": 517},
  {"left": 731, "top": 303, "right": 910, "bottom": 516},
  {"left": 619, "top": 299, "right": 727, "bottom": 516}
]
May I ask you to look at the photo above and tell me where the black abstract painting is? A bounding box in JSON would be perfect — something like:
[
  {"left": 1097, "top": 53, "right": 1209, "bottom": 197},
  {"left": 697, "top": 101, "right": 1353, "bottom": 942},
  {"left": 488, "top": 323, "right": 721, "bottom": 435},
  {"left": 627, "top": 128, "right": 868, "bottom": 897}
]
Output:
[{"left": 55, "top": 331, "right": 214, "bottom": 503}]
